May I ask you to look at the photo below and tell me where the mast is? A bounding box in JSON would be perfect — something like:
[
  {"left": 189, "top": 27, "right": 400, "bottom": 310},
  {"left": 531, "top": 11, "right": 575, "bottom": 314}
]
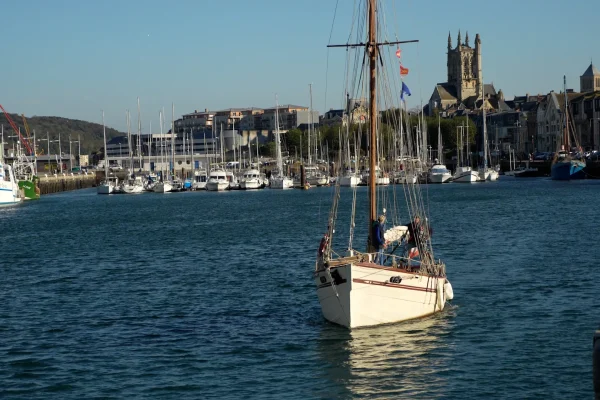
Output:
[
  {"left": 275, "top": 95, "right": 283, "bottom": 177},
  {"left": 437, "top": 111, "right": 442, "bottom": 163},
  {"left": 137, "top": 97, "right": 142, "bottom": 170},
  {"left": 367, "top": 0, "right": 377, "bottom": 248},
  {"left": 482, "top": 73, "right": 488, "bottom": 170},
  {"left": 308, "top": 84, "right": 313, "bottom": 165},
  {"left": 171, "top": 103, "right": 175, "bottom": 180},
  {"left": 102, "top": 111, "right": 108, "bottom": 177},
  {"left": 563, "top": 75, "right": 569, "bottom": 150}
]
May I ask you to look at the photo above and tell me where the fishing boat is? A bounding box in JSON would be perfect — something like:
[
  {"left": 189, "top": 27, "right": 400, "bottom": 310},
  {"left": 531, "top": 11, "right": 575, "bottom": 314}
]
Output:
[
  {"left": 0, "top": 161, "right": 22, "bottom": 205},
  {"left": 270, "top": 97, "right": 294, "bottom": 190},
  {"left": 551, "top": 76, "right": 586, "bottom": 180},
  {"left": 0, "top": 107, "right": 40, "bottom": 200},
  {"left": 314, "top": 1, "right": 453, "bottom": 329}
]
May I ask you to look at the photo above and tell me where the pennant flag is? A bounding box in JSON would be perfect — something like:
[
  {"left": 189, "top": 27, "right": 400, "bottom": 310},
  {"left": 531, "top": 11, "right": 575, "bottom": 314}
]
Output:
[
  {"left": 408, "top": 247, "right": 419, "bottom": 259},
  {"left": 400, "top": 81, "right": 412, "bottom": 101},
  {"left": 395, "top": 48, "right": 402, "bottom": 58},
  {"left": 400, "top": 64, "right": 409, "bottom": 76}
]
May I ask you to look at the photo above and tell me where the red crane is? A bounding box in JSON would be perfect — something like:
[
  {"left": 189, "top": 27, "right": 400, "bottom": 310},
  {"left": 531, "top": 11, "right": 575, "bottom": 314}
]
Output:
[{"left": 0, "top": 104, "right": 33, "bottom": 155}]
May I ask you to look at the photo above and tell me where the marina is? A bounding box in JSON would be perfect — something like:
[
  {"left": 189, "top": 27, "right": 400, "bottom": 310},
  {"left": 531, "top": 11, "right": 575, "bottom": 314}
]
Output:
[
  {"left": 1, "top": 179, "right": 598, "bottom": 398},
  {"left": 2, "top": 0, "right": 600, "bottom": 398}
]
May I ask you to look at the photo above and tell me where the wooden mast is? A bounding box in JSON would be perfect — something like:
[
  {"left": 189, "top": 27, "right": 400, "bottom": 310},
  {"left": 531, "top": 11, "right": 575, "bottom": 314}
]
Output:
[{"left": 367, "top": 0, "right": 377, "bottom": 250}]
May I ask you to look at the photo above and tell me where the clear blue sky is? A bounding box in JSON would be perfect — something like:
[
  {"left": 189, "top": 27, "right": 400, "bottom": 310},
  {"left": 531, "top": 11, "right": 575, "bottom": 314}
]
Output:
[{"left": 1, "top": 0, "right": 597, "bottom": 132}]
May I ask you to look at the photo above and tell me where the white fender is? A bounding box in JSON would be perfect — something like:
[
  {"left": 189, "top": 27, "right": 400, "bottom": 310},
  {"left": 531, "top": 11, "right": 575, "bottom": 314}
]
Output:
[
  {"left": 436, "top": 279, "right": 445, "bottom": 310},
  {"left": 444, "top": 280, "right": 454, "bottom": 301}
]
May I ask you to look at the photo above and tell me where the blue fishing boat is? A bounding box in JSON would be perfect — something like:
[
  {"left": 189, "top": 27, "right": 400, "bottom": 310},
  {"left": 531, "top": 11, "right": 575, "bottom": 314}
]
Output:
[
  {"left": 551, "top": 76, "right": 586, "bottom": 180},
  {"left": 550, "top": 154, "right": 586, "bottom": 180}
]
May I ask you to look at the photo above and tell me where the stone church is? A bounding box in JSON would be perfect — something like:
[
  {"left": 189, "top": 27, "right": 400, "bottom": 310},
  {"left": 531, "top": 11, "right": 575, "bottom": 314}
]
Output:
[{"left": 428, "top": 31, "right": 508, "bottom": 115}]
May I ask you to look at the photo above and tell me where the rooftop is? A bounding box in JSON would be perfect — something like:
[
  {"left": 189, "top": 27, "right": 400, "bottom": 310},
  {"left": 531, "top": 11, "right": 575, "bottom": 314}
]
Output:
[{"left": 581, "top": 63, "right": 600, "bottom": 77}]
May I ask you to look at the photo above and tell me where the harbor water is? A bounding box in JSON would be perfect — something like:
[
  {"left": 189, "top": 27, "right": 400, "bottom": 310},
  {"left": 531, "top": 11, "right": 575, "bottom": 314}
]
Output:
[{"left": 1, "top": 179, "right": 599, "bottom": 399}]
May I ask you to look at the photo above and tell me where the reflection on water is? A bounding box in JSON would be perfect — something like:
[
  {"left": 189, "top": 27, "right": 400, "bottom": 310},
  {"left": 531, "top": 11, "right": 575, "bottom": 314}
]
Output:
[{"left": 317, "top": 306, "right": 457, "bottom": 399}]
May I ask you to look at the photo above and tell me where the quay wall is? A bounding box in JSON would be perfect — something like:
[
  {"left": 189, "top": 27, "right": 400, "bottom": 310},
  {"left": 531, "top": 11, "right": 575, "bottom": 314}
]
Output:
[{"left": 38, "top": 173, "right": 96, "bottom": 195}]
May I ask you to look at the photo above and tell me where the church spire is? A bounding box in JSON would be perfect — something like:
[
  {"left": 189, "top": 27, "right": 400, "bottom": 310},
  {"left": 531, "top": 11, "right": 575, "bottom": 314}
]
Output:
[
  {"left": 448, "top": 31, "right": 452, "bottom": 50},
  {"left": 465, "top": 31, "right": 469, "bottom": 47},
  {"left": 457, "top": 30, "right": 461, "bottom": 48}
]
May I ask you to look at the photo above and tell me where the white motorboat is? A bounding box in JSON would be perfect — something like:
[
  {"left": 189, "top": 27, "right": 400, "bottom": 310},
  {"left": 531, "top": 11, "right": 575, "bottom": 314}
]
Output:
[
  {"left": 206, "top": 169, "right": 230, "bottom": 191},
  {"left": 429, "top": 164, "right": 452, "bottom": 183},
  {"left": 453, "top": 166, "right": 479, "bottom": 183},
  {"left": 240, "top": 169, "right": 266, "bottom": 190},
  {"left": 193, "top": 170, "right": 208, "bottom": 190},
  {"left": 0, "top": 162, "right": 23, "bottom": 205}
]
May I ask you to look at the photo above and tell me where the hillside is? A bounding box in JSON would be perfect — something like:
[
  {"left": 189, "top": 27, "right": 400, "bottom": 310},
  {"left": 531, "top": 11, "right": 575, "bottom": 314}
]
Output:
[{"left": 0, "top": 112, "right": 124, "bottom": 156}]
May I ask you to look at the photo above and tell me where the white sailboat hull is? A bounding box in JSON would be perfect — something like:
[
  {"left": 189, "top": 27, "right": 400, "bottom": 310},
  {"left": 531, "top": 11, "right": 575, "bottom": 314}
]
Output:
[
  {"left": 153, "top": 182, "right": 173, "bottom": 193},
  {"left": 121, "top": 184, "right": 144, "bottom": 194},
  {"left": 307, "top": 175, "right": 329, "bottom": 186},
  {"left": 429, "top": 172, "right": 452, "bottom": 183},
  {"left": 270, "top": 176, "right": 293, "bottom": 189},
  {"left": 376, "top": 176, "right": 390, "bottom": 185},
  {"left": 453, "top": 169, "right": 479, "bottom": 183},
  {"left": 315, "top": 262, "right": 449, "bottom": 329},
  {"left": 339, "top": 175, "right": 361, "bottom": 187},
  {"left": 97, "top": 184, "right": 114, "bottom": 194},
  {"left": 486, "top": 170, "right": 499, "bottom": 181}
]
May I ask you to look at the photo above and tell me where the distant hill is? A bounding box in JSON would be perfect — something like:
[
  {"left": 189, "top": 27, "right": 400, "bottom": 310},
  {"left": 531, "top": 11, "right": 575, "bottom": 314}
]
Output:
[{"left": 0, "top": 112, "right": 124, "bottom": 156}]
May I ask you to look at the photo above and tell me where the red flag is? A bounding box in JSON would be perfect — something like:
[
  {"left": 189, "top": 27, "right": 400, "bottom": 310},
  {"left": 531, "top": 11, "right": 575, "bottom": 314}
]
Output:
[
  {"left": 400, "top": 64, "right": 409, "bottom": 76},
  {"left": 395, "top": 48, "right": 401, "bottom": 58}
]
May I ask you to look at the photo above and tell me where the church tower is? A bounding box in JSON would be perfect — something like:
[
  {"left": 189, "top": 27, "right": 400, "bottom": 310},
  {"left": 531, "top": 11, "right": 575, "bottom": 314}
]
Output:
[
  {"left": 446, "top": 31, "right": 483, "bottom": 102},
  {"left": 580, "top": 62, "right": 600, "bottom": 93}
]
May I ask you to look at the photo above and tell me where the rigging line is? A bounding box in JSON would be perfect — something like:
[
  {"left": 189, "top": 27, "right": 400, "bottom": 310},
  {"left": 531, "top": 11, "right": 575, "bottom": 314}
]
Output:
[{"left": 324, "top": 0, "right": 341, "bottom": 117}]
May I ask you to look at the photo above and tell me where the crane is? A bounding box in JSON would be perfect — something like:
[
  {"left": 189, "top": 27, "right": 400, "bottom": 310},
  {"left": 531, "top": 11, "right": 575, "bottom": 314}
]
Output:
[
  {"left": 21, "top": 114, "right": 42, "bottom": 155},
  {"left": 0, "top": 104, "right": 33, "bottom": 155}
]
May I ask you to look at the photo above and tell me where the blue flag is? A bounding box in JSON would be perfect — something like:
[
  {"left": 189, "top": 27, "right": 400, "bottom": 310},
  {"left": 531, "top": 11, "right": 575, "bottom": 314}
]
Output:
[{"left": 401, "top": 81, "right": 412, "bottom": 101}]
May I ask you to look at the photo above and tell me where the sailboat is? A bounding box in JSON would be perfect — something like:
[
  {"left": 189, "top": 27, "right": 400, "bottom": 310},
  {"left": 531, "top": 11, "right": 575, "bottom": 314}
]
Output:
[
  {"left": 429, "top": 112, "right": 452, "bottom": 183},
  {"left": 270, "top": 96, "right": 293, "bottom": 189},
  {"left": 97, "top": 111, "right": 119, "bottom": 194},
  {"left": 120, "top": 108, "right": 144, "bottom": 194},
  {"left": 314, "top": 0, "right": 453, "bottom": 329},
  {"left": 477, "top": 71, "right": 498, "bottom": 182},
  {"left": 452, "top": 124, "right": 478, "bottom": 183},
  {"left": 551, "top": 76, "right": 586, "bottom": 180}
]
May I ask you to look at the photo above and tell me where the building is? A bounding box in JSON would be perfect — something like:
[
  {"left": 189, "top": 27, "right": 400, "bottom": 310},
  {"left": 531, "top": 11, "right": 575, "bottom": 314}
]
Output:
[
  {"left": 571, "top": 90, "right": 600, "bottom": 151},
  {"left": 536, "top": 90, "right": 582, "bottom": 152},
  {"left": 580, "top": 62, "right": 600, "bottom": 93},
  {"left": 428, "top": 32, "right": 508, "bottom": 115},
  {"left": 174, "top": 109, "right": 215, "bottom": 134}
]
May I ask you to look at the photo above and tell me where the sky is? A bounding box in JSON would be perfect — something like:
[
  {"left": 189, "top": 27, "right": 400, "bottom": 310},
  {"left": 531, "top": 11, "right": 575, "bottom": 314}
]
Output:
[{"left": 1, "top": 0, "right": 598, "bottom": 132}]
